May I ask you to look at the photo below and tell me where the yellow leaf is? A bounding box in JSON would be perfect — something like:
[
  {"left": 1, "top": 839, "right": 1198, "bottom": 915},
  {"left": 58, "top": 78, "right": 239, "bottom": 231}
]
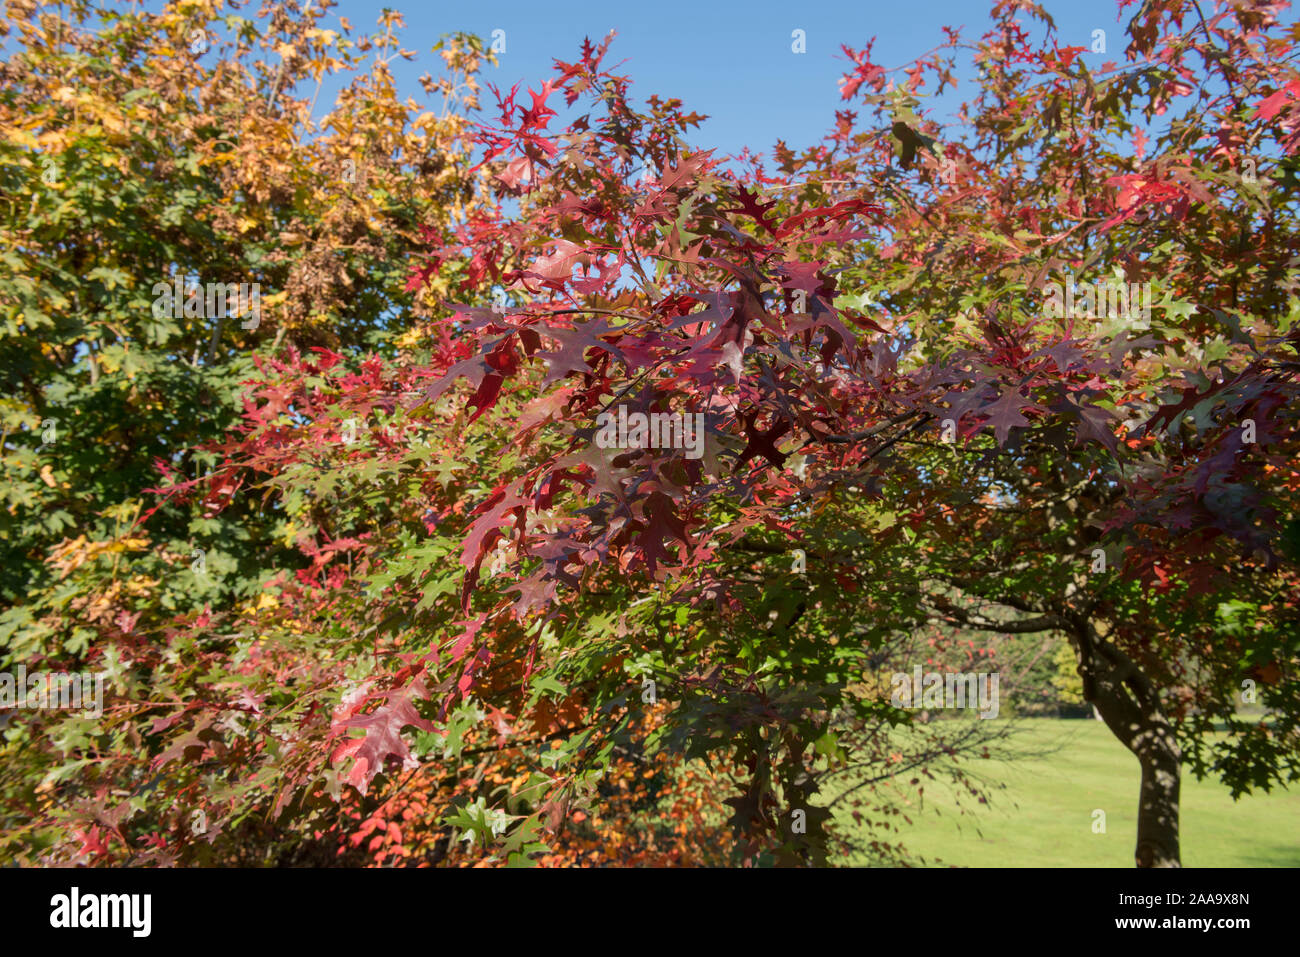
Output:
[{"left": 36, "top": 130, "right": 67, "bottom": 150}]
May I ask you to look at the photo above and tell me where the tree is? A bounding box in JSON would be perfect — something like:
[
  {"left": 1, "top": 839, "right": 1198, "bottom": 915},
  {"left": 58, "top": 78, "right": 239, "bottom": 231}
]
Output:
[
  {"left": 807, "top": 0, "right": 1300, "bottom": 866},
  {"left": 0, "top": 0, "right": 490, "bottom": 862},
  {"left": 394, "top": 4, "right": 1299, "bottom": 865}
]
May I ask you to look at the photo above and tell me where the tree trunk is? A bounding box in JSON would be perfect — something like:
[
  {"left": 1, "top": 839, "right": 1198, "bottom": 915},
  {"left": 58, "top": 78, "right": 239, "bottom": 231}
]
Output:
[{"left": 1072, "top": 619, "right": 1181, "bottom": 868}]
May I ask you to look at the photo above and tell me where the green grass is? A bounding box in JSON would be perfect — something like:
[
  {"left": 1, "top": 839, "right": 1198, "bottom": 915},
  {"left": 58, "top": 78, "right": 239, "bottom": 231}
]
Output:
[{"left": 829, "top": 718, "right": 1300, "bottom": 867}]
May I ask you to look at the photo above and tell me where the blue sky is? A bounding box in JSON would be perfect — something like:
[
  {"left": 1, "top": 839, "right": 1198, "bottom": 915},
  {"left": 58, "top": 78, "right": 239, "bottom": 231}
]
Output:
[{"left": 309, "top": 0, "right": 1136, "bottom": 160}]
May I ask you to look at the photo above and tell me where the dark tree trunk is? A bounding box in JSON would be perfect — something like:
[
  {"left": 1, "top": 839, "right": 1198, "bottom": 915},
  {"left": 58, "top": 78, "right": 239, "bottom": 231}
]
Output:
[{"left": 1071, "top": 619, "right": 1181, "bottom": 868}]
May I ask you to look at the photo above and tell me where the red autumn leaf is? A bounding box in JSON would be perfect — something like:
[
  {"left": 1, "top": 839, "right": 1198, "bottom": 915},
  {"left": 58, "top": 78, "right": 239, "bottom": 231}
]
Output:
[{"left": 331, "top": 679, "right": 437, "bottom": 797}]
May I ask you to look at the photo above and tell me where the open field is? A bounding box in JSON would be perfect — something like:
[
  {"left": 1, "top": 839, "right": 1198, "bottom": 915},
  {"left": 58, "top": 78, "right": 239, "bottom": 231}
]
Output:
[{"left": 830, "top": 718, "right": 1300, "bottom": 867}]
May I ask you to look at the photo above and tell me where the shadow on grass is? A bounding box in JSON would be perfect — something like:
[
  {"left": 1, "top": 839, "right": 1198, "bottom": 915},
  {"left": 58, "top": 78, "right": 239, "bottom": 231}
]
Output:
[{"left": 1229, "top": 846, "right": 1300, "bottom": 867}]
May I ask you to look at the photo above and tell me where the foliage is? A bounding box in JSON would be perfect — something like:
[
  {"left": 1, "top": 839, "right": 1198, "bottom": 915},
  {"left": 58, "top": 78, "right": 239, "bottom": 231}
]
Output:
[
  {"left": 2, "top": 0, "right": 1298, "bottom": 868},
  {"left": 0, "top": 0, "right": 490, "bottom": 862}
]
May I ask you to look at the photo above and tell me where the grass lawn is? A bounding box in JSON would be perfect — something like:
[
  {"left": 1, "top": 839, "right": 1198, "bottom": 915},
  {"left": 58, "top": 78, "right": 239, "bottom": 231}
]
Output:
[{"left": 829, "top": 717, "right": 1300, "bottom": 867}]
